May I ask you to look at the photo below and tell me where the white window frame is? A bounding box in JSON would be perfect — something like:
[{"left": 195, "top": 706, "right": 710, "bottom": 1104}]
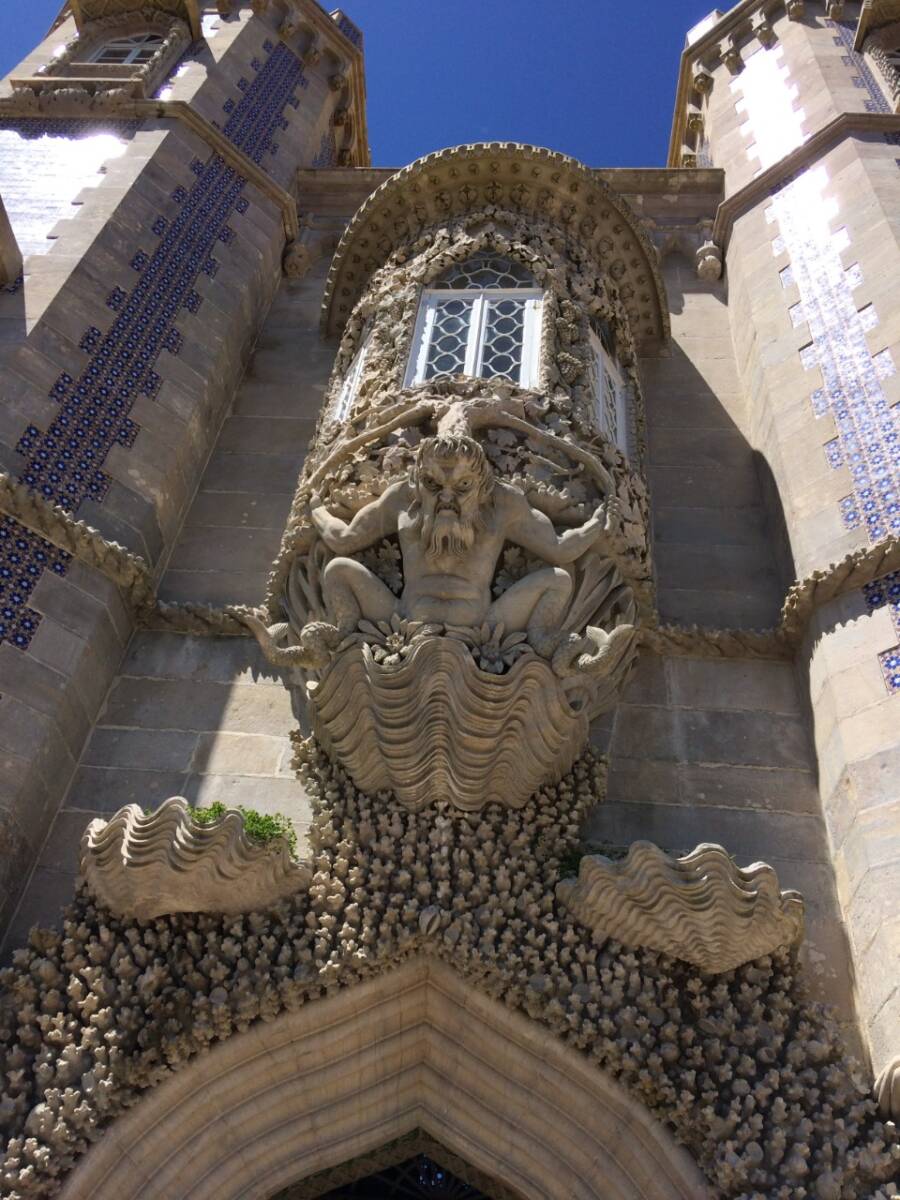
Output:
[
  {"left": 405, "top": 289, "right": 543, "bottom": 388},
  {"left": 89, "top": 34, "right": 165, "bottom": 66},
  {"left": 589, "top": 327, "right": 630, "bottom": 458},
  {"left": 332, "top": 327, "right": 371, "bottom": 421}
]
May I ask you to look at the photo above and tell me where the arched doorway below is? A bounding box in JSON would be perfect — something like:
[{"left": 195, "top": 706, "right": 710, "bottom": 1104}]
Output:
[{"left": 60, "top": 959, "right": 710, "bottom": 1200}]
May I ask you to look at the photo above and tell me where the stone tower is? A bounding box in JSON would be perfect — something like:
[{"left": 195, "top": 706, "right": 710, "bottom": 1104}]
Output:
[{"left": 0, "top": 2, "right": 896, "bottom": 1198}]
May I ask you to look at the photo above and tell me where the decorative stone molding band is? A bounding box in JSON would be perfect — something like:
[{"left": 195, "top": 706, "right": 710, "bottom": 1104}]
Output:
[
  {"left": 2, "top": 482, "right": 894, "bottom": 662},
  {"left": 0, "top": 470, "right": 154, "bottom": 606},
  {"left": 712, "top": 111, "right": 900, "bottom": 249},
  {"left": 0, "top": 95, "right": 300, "bottom": 239},
  {"left": 69, "top": 0, "right": 202, "bottom": 40}
]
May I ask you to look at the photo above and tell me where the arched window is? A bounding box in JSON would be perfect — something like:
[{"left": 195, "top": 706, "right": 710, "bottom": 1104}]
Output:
[
  {"left": 589, "top": 320, "right": 631, "bottom": 457},
  {"left": 406, "top": 254, "right": 542, "bottom": 387},
  {"left": 88, "top": 34, "right": 165, "bottom": 66}
]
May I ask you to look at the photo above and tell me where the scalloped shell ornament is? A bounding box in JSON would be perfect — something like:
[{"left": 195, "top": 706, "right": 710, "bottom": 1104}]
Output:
[
  {"left": 556, "top": 840, "right": 805, "bottom": 974},
  {"left": 80, "top": 798, "right": 311, "bottom": 920},
  {"left": 308, "top": 636, "right": 589, "bottom": 810}
]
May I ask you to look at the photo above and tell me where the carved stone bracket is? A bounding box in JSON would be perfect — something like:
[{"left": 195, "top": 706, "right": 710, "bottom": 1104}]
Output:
[
  {"left": 752, "top": 9, "right": 777, "bottom": 47},
  {"left": 320, "top": 143, "right": 669, "bottom": 347},
  {"left": 557, "top": 840, "right": 805, "bottom": 974},
  {"left": 695, "top": 238, "right": 724, "bottom": 280}
]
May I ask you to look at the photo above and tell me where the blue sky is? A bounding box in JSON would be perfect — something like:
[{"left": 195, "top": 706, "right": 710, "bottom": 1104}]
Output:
[{"left": 0, "top": 1, "right": 713, "bottom": 167}]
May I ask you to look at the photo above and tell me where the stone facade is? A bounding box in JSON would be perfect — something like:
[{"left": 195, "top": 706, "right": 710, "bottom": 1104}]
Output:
[{"left": 0, "top": 2, "right": 897, "bottom": 1198}]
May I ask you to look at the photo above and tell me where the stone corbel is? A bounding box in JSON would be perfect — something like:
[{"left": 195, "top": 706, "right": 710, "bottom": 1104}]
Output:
[
  {"left": 301, "top": 30, "right": 323, "bottom": 66},
  {"left": 751, "top": 10, "right": 777, "bottom": 47},
  {"left": 825, "top": 0, "right": 844, "bottom": 17},
  {"left": 785, "top": 0, "right": 804, "bottom": 20},
  {"left": 696, "top": 239, "right": 723, "bottom": 280},
  {"left": 329, "top": 69, "right": 348, "bottom": 92},
  {"left": 686, "top": 104, "right": 704, "bottom": 135},
  {"left": 691, "top": 61, "right": 714, "bottom": 93},
  {"left": 681, "top": 148, "right": 698, "bottom": 167},
  {"left": 279, "top": 11, "right": 302, "bottom": 39},
  {"left": 719, "top": 34, "right": 743, "bottom": 75}
]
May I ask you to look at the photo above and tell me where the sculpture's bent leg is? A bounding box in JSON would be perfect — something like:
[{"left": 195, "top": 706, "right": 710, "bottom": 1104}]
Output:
[
  {"left": 488, "top": 566, "right": 572, "bottom": 656},
  {"left": 323, "top": 556, "right": 398, "bottom": 634}
]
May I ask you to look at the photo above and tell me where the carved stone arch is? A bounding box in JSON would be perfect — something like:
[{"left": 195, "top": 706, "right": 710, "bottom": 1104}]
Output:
[
  {"left": 322, "top": 214, "right": 634, "bottom": 437},
  {"left": 865, "top": 21, "right": 900, "bottom": 111},
  {"left": 58, "top": 960, "right": 709, "bottom": 1200},
  {"left": 68, "top": 0, "right": 201, "bottom": 39},
  {"left": 321, "top": 143, "right": 670, "bottom": 349}
]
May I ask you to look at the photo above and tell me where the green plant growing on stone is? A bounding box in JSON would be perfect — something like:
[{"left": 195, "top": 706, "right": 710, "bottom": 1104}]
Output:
[{"left": 189, "top": 802, "right": 298, "bottom": 856}]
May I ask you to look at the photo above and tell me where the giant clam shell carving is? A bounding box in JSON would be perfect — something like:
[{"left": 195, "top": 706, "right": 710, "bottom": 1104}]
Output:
[
  {"left": 557, "top": 840, "right": 804, "bottom": 974},
  {"left": 81, "top": 798, "right": 311, "bottom": 920},
  {"left": 308, "top": 636, "right": 589, "bottom": 810}
]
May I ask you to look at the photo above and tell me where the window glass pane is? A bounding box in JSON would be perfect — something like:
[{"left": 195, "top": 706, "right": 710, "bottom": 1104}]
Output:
[
  {"left": 480, "top": 297, "right": 526, "bottom": 381},
  {"left": 424, "top": 297, "right": 475, "bottom": 379},
  {"left": 91, "top": 35, "right": 163, "bottom": 65},
  {"left": 94, "top": 46, "right": 132, "bottom": 63},
  {"left": 433, "top": 253, "right": 534, "bottom": 290}
]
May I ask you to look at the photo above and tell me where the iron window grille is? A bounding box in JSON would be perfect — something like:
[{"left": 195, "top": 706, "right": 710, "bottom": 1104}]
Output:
[{"left": 406, "top": 254, "right": 542, "bottom": 388}]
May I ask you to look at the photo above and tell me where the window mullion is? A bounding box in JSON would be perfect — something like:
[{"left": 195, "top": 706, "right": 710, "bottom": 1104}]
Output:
[{"left": 467, "top": 295, "right": 485, "bottom": 376}]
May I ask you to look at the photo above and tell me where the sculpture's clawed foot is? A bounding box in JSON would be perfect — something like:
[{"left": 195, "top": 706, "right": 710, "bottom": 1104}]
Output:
[
  {"left": 242, "top": 614, "right": 340, "bottom": 669},
  {"left": 550, "top": 623, "right": 637, "bottom": 680}
]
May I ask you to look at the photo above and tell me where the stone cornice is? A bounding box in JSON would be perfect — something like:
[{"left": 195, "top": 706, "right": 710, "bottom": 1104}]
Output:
[
  {"left": 712, "top": 111, "right": 900, "bottom": 246},
  {"left": 0, "top": 92, "right": 299, "bottom": 238},
  {"left": 271, "top": 0, "right": 370, "bottom": 167},
  {"left": 69, "top": 0, "right": 202, "bottom": 40},
  {"left": 321, "top": 142, "right": 671, "bottom": 348},
  {"left": 667, "top": 0, "right": 768, "bottom": 168}
]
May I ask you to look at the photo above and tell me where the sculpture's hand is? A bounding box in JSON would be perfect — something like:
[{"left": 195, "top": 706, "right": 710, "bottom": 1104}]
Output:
[{"left": 595, "top": 495, "right": 621, "bottom": 537}]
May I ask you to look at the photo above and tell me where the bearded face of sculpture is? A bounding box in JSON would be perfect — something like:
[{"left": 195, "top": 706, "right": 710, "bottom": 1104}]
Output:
[{"left": 413, "top": 436, "right": 493, "bottom": 560}]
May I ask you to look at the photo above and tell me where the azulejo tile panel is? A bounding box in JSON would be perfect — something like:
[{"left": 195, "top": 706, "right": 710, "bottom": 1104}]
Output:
[
  {"left": 736, "top": 45, "right": 900, "bottom": 693},
  {"left": 1, "top": 42, "right": 308, "bottom": 650},
  {"left": 864, "top": 571, "right": 900, "bottom": 692},
  {"left": 736, "top": 48, "right": 900, "bottom": 545}
]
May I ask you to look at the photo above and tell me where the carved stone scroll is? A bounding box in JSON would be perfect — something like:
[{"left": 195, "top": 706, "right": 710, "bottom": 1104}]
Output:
[
  {"left": 80, "top": 798, "right": 311, "bottom": 919},
  {"left": 557, "top": 840, "right": 805, "bottom": 974}
]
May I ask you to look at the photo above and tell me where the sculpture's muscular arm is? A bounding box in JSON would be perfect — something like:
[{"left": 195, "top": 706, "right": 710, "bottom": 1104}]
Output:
[
  {"left": 309, "top": 480, "right": 410, "bottom": 554},
  {"left": 500, "top": 484, "right": 617, "bottom": 564}
]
